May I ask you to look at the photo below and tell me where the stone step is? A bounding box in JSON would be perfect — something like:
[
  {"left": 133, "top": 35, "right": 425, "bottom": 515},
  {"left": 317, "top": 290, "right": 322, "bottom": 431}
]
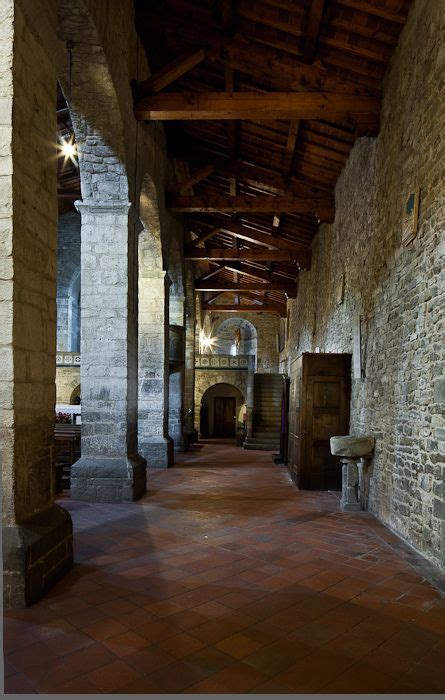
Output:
[
  {"left": 244, "top": 441, "right": 280, "bottom": 451},
  {"left": 252, "top": 432, "right": 280, "bottom": 439}
]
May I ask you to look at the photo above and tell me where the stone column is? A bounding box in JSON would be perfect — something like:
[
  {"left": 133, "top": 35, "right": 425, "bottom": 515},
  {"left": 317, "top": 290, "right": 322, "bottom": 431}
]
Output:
[
  {"left": 183, "top": 263, "right": 196, "bottom": 445},
  {"left": 1, "top": 0, "right": 73, "bottom": 607},
  {"left": 168, "top": 295, "right": 186, "bottom": 452},
  {"left": 246, "top": 357, "right": 255, "bottom": 438},
  {"left": 70, "top": 202, "right": 147, "bottom": 501},
  {"left": 138, "top": 260, "right": 173, "bottom": 468}
]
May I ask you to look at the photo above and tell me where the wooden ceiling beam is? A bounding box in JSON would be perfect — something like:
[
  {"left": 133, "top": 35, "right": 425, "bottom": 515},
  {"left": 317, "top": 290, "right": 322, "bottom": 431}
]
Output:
[
  {"left": 203, "top": 303, "right": 286, "bottom": 316},
  {"left": 168, "top": 194, "right": 334, "bottom": 220},
  {"left": 136, "top": 48, "right": 207, "bottom": 95},
  {"left": 135, "top": 91, "right": 380, "bottom": 121},
  {"left": 176, "top": 164, "right": 216, "bottom": 194},
  {"left": 218, "top": 158, "right": 330, "bottom": 194},
  {"left": 302, "top": 0, "right": 326, "bottom": 63},
  {"left": 185, "top": 247, "right": 310, "bottom": 265},
  {"left": 196, "top": 281, "right": 297, "bottom": 294},
  {"left": 193, "top": 220, "right": 310, "bottom": 253},
  {"left": 191, "top": 226, "right": 222, "bottom": 246},
  {"left": 335, "top": 0, "right": 406, "bottom": 24}
]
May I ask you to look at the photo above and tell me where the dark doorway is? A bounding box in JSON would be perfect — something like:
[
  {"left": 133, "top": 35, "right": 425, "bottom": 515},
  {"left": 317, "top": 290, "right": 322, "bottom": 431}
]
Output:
[{"left": 214, "top": 397, "right": 236, "bottom": 438}]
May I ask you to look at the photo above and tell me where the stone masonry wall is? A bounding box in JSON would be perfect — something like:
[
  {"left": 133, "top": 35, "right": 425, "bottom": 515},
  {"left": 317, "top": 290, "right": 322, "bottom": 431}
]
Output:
[
  {"left": 57, "top": 211, "right": 80, "bottom": 352},
  {"left": 282, "top": 0, "right": 444, "bottom": 568}
]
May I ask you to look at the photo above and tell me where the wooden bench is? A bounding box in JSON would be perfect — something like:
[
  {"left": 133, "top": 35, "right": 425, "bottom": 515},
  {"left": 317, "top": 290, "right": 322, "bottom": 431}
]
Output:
[{"left": 54, "top": 424, "right": 81, "bottom": 491}]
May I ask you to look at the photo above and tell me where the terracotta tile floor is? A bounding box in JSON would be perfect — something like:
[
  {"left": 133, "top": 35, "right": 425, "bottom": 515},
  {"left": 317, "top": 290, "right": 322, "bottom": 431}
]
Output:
[{"left": 4, "top": 439, "right": 445, "bottom": 694}]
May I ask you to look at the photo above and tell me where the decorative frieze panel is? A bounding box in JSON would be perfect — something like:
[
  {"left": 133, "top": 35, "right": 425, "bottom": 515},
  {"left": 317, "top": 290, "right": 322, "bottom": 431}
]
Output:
[
  {"left": 56, "top": 352, "right": 81, "bottom": 367},
  {"left": 195, "top": 354, "right": 249, "bottom": 369}
]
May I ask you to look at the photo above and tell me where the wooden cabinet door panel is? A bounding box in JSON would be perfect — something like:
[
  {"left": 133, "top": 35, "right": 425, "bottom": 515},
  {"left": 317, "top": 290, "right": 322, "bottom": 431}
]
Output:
[{"left": 302, "top": 375, "right": 349, "bottom": 490}]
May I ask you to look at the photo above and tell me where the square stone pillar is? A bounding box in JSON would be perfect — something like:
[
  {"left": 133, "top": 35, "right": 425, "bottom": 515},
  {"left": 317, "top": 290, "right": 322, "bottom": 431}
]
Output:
[
  {"left": 1, "top": 0, "right": 73, "bottom": 607},
  {"left": 183, "top": 263, "right": 196, "bottom": 444},
  {"left": 70, "top": 202, "right": 147, "bottom": 501},
  {"left": 138, "top": 268, "right": 173, "bottom": 468},
  {"left": 169, "top": 295, "right": 186, "bottom": 452}
]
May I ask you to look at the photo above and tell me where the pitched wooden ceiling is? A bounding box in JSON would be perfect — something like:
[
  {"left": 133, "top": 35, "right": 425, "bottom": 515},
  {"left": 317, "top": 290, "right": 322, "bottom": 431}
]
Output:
[
  {"left": 58, "top": 0, "right": 412, "bottom": 315},
  {"left": 134, "top": 0, "right": 411, "bottom": 315}
]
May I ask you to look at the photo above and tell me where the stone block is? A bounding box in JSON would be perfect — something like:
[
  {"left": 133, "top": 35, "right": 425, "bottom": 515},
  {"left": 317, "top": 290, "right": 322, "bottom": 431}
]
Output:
[
  {"left": 70, "top": 454, "right": 147, "bottom": 502},
  {"left": 3, "top": 504, "right": 73, "bottom": 608}
]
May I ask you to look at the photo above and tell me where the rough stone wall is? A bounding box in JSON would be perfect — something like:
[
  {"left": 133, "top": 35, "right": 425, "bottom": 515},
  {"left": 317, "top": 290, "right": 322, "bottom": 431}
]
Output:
[
  {"left": 282, "top": 0, "right": 444, "bottom": 568},
  {"left": 57, "top": 211, "right": 80, "bottom": 352}
]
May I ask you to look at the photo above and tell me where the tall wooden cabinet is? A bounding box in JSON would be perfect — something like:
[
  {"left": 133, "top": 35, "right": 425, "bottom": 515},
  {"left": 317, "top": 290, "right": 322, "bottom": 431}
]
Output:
[{"left": 288, "top": 353, "right": 351, "bottom": 490}]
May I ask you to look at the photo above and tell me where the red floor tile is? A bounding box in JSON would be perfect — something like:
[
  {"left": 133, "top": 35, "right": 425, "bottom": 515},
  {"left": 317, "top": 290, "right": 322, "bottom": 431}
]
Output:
[{"left": 3, "top": 439, "right": 444, "bottom": 694}]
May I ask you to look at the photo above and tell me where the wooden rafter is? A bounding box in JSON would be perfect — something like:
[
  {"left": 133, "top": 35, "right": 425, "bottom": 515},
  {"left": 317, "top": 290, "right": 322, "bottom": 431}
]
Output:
[
  {"left": 185, "top": 247, "right": 311, "bottom": 266},
  {"left": 167, "top": 194, "right": 334, "bottom": 220},
  {"left": 191, "top": 226, "right": 221, "bottom": 246},
  {"left": 302, "top": 0, "right": 326, "bottom": 64},
  {"left": 203, "top": 303, "right": 286, "bottom": 316},
  {"left": 195, "top": 280, "right": 297, "bottom": 294},
  {"left": 134, "top": 91, "right": 380, "bottom": 121},
  {"left": 136, "top": 48, "right": 206, "bottom": 95}
]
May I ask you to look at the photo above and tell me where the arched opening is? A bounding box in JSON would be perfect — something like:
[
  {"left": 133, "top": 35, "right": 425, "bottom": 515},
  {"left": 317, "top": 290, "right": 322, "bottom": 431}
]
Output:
[
  {"left": 212, "top": 317, "right": 258, "bottom": 366},
  {"left": 69, "top": 384, "right": 81, "bottom": 405},
  {"left": 200, "top": 383, "right": 245, "bottom": 440}
]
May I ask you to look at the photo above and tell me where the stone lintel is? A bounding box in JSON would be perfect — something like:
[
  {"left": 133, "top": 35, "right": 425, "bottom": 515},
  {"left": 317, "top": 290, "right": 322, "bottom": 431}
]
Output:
[
  {"left": 70, "top": 455, "right": 147, "bottom": 502},
  {"left": 75, "top": 200, "right": 132, "bottom": 216},
  {"left": 3, "top": 505, "right": 73, "bottom": 609}
]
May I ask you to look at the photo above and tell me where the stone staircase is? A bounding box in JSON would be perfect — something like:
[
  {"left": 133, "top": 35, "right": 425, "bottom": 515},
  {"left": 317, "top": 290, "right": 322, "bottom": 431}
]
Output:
[{"left": 244, "top": 373, "right": 282, "bottom": 451}]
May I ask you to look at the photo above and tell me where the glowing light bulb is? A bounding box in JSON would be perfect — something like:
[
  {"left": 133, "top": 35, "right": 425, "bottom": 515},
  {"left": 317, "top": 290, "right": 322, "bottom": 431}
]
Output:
[
  {"left": 58, "top": 134, "right": 78, "bottom": 167},
  {"left": 62, "top": 141, "right": 76, "bottom": 158}
]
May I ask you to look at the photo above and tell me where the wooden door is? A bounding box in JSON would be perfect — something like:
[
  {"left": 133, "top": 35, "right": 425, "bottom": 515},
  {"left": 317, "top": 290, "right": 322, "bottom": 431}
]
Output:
[
  {"left": 300, "top": 354, "right": 351, "bottom": 490},
  {"left": 214, "top": 397, "right": 236, "bottom": 437}
]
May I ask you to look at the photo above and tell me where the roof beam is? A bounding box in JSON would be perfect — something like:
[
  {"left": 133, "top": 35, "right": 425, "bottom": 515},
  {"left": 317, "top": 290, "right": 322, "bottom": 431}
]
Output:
[
  {"left": 136, "top": 48, "right": 206, "bottom": 95},
  {"left": 196, "top": 281, "right": 297, "bottom": 295},
  {"left": 302, "top": 0, "right": 326, "bottom": 63},
  {"left": 176, "top": 164, "right": 216, "bottom": 194},
  {"left": 203, "top": 304, "right": 286, "bottom": 316},
  {"left": 191, "top": 226, "right": 221, "bottom": 246},
  {"left": 185, "top": 247, "right": 311, "bottom": 266},
  {"left": 135, "top": 91, "right": 380, "bottom": 121},
  {"left": 199, "top": 220, "right": 310, "bottom": 253},
  {"left": 168, "top": 194, "right": 334, "bottom": 220}
]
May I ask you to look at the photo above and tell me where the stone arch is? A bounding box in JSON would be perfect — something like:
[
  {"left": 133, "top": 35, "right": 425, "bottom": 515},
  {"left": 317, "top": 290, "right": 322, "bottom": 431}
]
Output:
[
  {"left": 195, "top": 372, "right": 248, "bottom": 435},
  {"left": 199, "top": 382, "right": 246, "bottom": 438},
  {"left": 213, "top": 317, "right": 258, "bottom": 359},
  {"left": 70, "top": 384, "right": 81, "bottom": 405},
  {"left": 57, "top": 0, "right": 130, "bottom": 203}
]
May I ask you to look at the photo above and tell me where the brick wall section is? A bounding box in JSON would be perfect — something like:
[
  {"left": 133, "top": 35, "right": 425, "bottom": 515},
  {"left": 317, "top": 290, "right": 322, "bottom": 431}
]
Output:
[{"left": 282, "top": 0, "right": 444, "bottom": 568}]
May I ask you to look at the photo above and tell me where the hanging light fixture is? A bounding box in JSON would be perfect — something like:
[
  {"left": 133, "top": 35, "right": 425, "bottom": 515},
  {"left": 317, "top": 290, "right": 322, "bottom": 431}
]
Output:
[{"left": 57, "top": 40, "right": 78, "bottom": 168}]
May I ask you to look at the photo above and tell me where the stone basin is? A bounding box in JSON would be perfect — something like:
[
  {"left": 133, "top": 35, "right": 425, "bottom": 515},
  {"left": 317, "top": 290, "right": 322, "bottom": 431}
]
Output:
[{"left": 330, "top": 435, "right": 375, "bottom": 458}]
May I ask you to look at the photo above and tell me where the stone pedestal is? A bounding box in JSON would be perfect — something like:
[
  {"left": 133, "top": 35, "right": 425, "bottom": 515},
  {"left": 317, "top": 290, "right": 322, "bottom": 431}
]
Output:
[
  {"left": 3, "top": 506, "right": 73, "bottom": 608},
  {"left": 71, "top": 201, "right": 147, "bottom": 501},
  {"left": 340, "top": 455, "right": 373, "bottom": 512}
]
